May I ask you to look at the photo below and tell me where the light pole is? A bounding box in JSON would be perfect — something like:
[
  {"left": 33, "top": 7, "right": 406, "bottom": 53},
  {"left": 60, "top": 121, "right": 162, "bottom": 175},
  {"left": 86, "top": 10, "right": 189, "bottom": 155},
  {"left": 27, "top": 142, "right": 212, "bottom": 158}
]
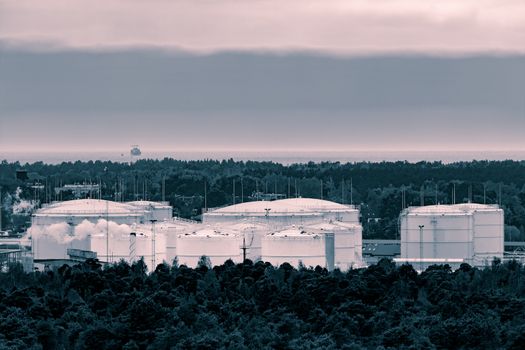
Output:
[
  {"left": 419, "top": 225, "right": 425, "bottom": 272},
  {"left": 150, "top": 219, "right": 158, "bottom": 270},
  {"left": 104, "top": 167, "right": 110, "bottom": 264}
]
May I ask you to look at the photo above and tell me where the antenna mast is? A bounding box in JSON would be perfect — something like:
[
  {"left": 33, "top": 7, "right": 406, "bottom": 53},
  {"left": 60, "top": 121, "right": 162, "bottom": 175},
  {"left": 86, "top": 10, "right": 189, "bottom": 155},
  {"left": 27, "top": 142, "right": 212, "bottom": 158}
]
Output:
[
  {"left": 0, "top": 186, "right": 2, "bottom": 231},
  {"left": 341, "top": 178, "right": 345, "bottom": 204},
  {"left": 241, "top": 177, "right": 244, "bottom": 203},
  {"left": 162, "top": 175, "right": 166, "bottom": 202},
  {"left": 232, "top": 179, "right": 236, "bottom": 204},
  {"left": 204, "top": 180, "right": 207, "bottom": 212},
  {"left": 350, "top": 177, "right": 353, "bottom": 205}
]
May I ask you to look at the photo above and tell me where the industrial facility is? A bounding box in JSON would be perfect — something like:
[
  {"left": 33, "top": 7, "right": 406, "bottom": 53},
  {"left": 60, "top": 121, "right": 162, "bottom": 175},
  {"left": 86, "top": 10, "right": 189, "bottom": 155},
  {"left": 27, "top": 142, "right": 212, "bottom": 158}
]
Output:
[
  {"left": 397, "top": 203, "right": 504, "bottom": 269},
  {"left": 24, "top": 196, "right": 506, "bottom": 273},
  {"left": 202, "top": 198, "right": 363, "bottom": 270},
  {"left": 27, "top": 197, "right": 364, "bottom": 271}
]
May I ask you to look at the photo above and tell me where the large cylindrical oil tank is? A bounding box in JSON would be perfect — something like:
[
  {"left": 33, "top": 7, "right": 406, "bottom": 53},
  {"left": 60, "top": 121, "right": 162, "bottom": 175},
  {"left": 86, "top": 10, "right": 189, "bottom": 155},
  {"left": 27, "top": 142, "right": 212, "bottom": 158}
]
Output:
[
  {"left": 400, "top": 205, "right": 474, "bottom": 263},
  {"left": 261, "top": 228, "right": 333, "bottom": 269},
  {"left": 176, "top": 228, "right": 243, "bottom": 267},
  {"left": 307, "top": 222, "right": 363, "bottom": 270}
]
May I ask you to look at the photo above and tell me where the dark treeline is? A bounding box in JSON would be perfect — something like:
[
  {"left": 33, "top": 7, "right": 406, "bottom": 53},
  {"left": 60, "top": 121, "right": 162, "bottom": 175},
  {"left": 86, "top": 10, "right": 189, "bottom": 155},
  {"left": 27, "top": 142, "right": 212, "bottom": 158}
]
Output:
[
  {"left": 1, "top": 159, "right": 525, "bottom": 239},
  {"left": 2, "top": 259, "right": 525, "bottom": 349}
]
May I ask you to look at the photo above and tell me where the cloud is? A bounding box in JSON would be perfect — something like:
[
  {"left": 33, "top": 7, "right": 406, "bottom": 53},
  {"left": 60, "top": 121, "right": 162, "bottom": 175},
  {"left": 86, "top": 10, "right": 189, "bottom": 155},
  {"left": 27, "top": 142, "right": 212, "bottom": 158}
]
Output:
[{"left": 1, "top": 0, "right": 524, "bottom": 54}]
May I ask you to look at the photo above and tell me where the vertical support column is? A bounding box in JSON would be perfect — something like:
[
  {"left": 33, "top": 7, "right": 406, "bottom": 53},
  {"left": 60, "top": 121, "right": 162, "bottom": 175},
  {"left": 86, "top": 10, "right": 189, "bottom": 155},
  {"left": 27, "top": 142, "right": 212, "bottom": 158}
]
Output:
[
  {"left": 150, "top": 219, "right": 157, "bottom": 270},
  {"left": 419, "top": 225, "right": 425, "bottom": 272},
  {"left": 325, "top": 232, "right": 335, "bottom": 272},
  {"left": 129, "top": 232, "right": 136, "bottom": 264}
]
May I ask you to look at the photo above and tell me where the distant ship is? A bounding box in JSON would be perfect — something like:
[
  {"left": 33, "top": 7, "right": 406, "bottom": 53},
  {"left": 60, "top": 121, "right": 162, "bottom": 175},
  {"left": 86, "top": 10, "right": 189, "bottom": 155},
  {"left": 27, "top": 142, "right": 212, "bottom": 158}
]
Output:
[{"left": 130, "top": 145, "right": 142, "bottom": 157}]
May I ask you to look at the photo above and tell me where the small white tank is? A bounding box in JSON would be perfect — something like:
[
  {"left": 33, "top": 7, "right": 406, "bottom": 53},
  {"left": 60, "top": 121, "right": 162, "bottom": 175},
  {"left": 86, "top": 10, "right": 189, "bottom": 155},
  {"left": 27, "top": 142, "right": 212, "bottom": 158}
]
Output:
[
  {"left": 261, "top": 227, "right": 334, "bottom": 270},
  {"left": 308, "top": 221, "right": 363, "bottom": 270},
  {"left": 155, "top": 219, "right": 197, "bottom": 265},
  {"left": 176, "top": 228, "right": 243, "bottom": 267},
  {"left": 90, "top": 225, "right": 166, "bottom": 272},
  {"left": 218, "top": 221, "right": 269, "bottom": 262}
]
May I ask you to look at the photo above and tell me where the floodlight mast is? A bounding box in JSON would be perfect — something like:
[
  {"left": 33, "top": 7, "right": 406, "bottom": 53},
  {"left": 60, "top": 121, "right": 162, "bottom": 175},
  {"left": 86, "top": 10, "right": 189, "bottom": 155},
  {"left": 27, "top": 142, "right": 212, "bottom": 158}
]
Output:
[
  {"left": 419, "top": 225, "right": 425, "bottom": 272},
  {"left": 150, "top": 219, "right": 158, "bottom": 270}
]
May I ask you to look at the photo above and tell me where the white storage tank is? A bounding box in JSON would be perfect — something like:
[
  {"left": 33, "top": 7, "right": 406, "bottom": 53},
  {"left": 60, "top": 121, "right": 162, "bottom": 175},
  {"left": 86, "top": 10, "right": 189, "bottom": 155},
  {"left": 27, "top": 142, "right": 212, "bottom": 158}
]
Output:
[
  {"left": 398, "top": 203, "right": 504, "bottom": 269},
  {"left": 90, "top": 224, "right": 167, "bottom": 272},
  {"left": 218, "top": 221, "right": 269, "bottom": 262},
  {"left": 159, "top": 219, "right": 198, "bottom": 265},
  {"left": 31, "top": 200, "right": 143, "bottom": 260},
  {"left": 308, "top": 221, "right": 363, "bottom": 270},
  {"left": 29, "top": 199, "right": 172, "bottom": 268},
  {"left": 261, "top": 227, "right": 334, "bottom": 270},
  {"left": 176, "top": 227, "right": 243, "bottom": 268}
]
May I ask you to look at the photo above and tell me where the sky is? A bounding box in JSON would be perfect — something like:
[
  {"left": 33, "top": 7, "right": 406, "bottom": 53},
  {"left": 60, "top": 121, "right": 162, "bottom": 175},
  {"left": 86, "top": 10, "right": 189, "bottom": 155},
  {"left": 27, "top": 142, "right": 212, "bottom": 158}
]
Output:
[{"left": 0, "top": 0, "right": 524, "bottom": 153}]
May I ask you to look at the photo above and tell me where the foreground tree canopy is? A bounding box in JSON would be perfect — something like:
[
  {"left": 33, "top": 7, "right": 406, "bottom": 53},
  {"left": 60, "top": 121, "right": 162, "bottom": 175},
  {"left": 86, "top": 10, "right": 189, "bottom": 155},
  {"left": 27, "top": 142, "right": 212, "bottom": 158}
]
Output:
[
  {"left": 1, "top": 258, "right": 525, "bottom": 349},
  {"left": 2, "top": 159, "right": 525, "bottom": 240}
]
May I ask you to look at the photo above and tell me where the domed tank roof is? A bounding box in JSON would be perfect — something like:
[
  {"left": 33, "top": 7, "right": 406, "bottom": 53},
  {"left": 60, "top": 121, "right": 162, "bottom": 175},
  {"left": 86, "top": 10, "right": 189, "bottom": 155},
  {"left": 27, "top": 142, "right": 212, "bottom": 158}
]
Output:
[
  {"left": 182, "top": 227, "right": 238, "bottom": 237},
  {"left": 268, "top": 227, "right": 321, "bottom": 238},
  {"left": 36, "top": 199, "right": 141, "bottom": 216},
  {"left": 278, "top": 198, "right": 355, "bottom": 211},
  {"left": 407, "top": 205, "right": 465, "bottom": 215},
  {"left": 127, "top": 200, "right": 172, "bottom": 209},
  {"left": 307, "top": 221, "right": 360, "bottom": 231},
  {"left": 209, "top": 198, "right": 355, "bottom": 215},
  {"left": 406, "top": 203, "right": 501, "bottom": 216},
  {"left": 452, "top": 203, "right": 500, "bottom": 211}
]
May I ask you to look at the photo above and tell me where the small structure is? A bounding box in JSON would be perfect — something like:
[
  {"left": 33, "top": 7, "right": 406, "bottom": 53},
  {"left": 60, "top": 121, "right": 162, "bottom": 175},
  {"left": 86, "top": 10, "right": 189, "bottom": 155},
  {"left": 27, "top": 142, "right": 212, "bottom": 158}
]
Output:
[{"left": 54, "top": 183, "right": 100, "bottom": 199}]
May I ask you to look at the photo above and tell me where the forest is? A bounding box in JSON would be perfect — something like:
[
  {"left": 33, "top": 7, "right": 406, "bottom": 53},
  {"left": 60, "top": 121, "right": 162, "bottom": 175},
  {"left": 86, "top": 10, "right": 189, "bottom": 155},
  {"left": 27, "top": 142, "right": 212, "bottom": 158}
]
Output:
[
  {"left": 1, "top": 159, "right": 525, "bottom": 240},
  {"left": 1, "top": 258, "right": 525, "bottom": 349}
]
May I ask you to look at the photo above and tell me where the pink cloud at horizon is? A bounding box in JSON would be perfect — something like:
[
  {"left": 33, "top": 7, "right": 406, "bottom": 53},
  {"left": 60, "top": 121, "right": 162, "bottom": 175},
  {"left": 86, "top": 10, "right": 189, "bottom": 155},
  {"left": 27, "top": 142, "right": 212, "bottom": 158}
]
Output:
[{"left": 0, "top": 0, "right": 524, "bottom": 54}]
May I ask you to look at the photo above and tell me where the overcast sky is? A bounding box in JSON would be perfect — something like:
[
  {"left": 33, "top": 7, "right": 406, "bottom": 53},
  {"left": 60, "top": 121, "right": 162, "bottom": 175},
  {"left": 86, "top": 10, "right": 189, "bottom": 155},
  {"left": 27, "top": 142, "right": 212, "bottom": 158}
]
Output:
[{"left": 0, "top": 0, "right": 524, "bottom": 153}]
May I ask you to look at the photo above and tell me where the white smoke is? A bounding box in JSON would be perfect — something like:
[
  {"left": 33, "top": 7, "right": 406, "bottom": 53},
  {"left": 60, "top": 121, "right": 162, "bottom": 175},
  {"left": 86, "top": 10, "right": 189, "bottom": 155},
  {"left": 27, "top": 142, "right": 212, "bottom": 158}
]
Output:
[
  {"left": 2, "top": 192, "right": 13, "bottom": 212},
  {"left": 29, "top": 219, "right": 133, "bottom": 244},
  {"left": 76, "top": 219, "right": 133, "bottom": 239},
  {"left": 28, "top": 221, "right": 73, "bottom": 243},
  {"left": 8, "top": 187, "right": 38, "bottom": 215}
]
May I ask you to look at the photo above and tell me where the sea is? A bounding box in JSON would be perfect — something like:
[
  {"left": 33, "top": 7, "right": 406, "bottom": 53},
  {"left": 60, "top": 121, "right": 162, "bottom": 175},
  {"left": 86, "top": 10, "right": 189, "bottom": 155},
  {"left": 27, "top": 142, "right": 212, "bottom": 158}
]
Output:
[{"left": 2, "top": 150, "right": 525, "bottom": 165}]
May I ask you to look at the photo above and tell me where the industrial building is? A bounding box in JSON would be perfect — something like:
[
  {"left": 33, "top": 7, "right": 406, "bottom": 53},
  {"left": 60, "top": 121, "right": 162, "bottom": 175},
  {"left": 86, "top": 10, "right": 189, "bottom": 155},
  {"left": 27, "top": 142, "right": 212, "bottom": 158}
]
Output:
[
  {"left": 0, "top": 236, "right": 33, "bottom": 272},
  {"left": 397, "top": 203, "right": 504, "bottom": 269}
]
